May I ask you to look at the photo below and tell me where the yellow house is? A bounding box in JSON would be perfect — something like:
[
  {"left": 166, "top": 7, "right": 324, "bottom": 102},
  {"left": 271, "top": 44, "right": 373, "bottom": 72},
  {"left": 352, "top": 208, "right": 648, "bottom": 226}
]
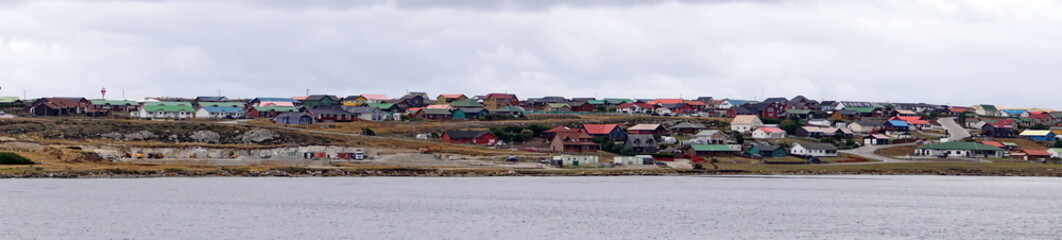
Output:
[
  {"left": 342, "top": 94, "right": 389, "bottom": 106},
  {"left": 436, "top": 94, "right": 468, "bottom": 104}
]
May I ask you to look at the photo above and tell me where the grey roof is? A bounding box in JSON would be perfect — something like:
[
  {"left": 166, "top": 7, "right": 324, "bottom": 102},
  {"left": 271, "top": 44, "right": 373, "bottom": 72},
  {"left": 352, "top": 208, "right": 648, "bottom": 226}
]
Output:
[
  {"left": 796, "top": 142, "right": 837, "bottom": 151},
  {"left": 195, "top": 96, "right": 228, "bottom": 102},
  {"left": 456, "top": 107, "right": 486, "bottom": 113},
  {"left": 343, "top": 106, "right": 383, "bottom": 114},
  {"left": 305, "top": 95, "right": 339, "bottom": 101},
  {"left": 444, "top": 130, "right": 492, "bottom": 138},
  {"left": 696, "top": 96, "right": 714, "bottom": 102},
  {"left": 624, "top": 134, "right": 658, "bottom": 148},
  {"left": 763, "top": 97, "right": 789, "bottom": 104},
  {"left": 670, "top": 122, "right": 707, "bottom": 130},
  {"left": 839, "top": 101, "right": 874, "bottom": 108},
  {"left": 275, "top": 112, "right": 311, "bottom": 118},
  {"left": 730, "top": 107, "right": 754, "bottom": 115}
]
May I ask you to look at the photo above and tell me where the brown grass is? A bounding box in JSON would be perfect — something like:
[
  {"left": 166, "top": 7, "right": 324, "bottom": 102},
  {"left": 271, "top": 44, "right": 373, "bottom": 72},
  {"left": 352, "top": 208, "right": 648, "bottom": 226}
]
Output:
[{"left": 875, "top": 145, "right": 918, "bottom": 157}]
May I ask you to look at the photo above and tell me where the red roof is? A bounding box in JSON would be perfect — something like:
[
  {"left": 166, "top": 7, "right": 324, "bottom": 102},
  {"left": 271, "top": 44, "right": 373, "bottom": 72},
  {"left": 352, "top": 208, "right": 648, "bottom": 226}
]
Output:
[
  {"left": 981, "top": 141, "right": 1004, "bottom": 148},
  {"left": 1029, "top": 113, "right": 1054, "bottom": 120},
  {"left": 618, "top": 103, "right": 656, "bottom": 109},
  {"left": 583, "top": 124, "right": 620, "bottom": 135},
  {"left": 654, "top": 99, "right": 684, "bottom": 104},
  {"left": 439, "top": 94, "right": 464, "bottom": 99},
  {"left": 890, "top": 116, "right": 930, "bottom": 125},
  {"left": 485, "top": 93, "right": 517, "bottom": 100},
  {"left": 684, "top": 100, "right": 706, "bottom": 106},
  {"left": 758, "top": 127, "right": 785, "bottom": 133},
  {"left": 948, "top": 106, "right": 973, "bottom": 112},
  {"left": 1025, "top": 150, "right": 1051, "bottom": 156}
]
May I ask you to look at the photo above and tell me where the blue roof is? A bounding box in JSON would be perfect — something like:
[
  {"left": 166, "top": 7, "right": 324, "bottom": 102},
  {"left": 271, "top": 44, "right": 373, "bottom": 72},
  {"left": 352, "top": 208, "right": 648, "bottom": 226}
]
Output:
[
  {"left": 1002, "top": 110, "right": 1026, "bottom": 114},
  {"left": 887, "top": 120, "right": 909, "bottom": 127},
  {"left": 726, "top": 99, "right": 756, "bottom": 105},
  {"left": 252, "top": 97, "right": 294, "bottom": 102},
  {"left": 201, "top": 106, "right": 245, "bottom": 113}
]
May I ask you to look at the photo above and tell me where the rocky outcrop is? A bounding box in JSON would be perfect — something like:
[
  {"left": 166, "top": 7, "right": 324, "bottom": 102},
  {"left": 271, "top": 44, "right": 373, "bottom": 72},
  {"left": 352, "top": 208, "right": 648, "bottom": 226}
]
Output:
[
  {"left": 239, "top": 129, "right": 277, "bottom": 144},
  {"left": 189, "top": 130, "right": 221, "bottom": 143}
]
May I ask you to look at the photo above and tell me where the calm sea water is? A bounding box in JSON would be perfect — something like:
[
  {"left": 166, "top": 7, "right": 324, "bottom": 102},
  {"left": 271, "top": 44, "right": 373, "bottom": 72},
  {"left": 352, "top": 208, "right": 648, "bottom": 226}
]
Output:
[{"left": 2, "top": 176, "right": 1060, "bottom": 239}]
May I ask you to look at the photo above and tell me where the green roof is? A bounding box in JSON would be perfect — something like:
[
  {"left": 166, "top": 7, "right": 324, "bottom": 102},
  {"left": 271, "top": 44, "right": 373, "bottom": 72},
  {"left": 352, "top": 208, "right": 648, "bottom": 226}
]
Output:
[
  {"left": 980, "top": 105, "right": 998, "bottom": 112},
  {"left": 689, "top": 144, "right": 737, "bottom": 152},
  {"left": 604, "top": 98, "right": 634, "bottom": 103},
  {"left": 143, "top": 101, "right": 192, "bottom": 107},
  {"left": 847, "top": 107, "right": 877, "bottom": 113},
  {"left": 586, "top": 100, "right": 606, "bottom": 105},
  {"left": 495, "top": 106, "right": 525, "bottom": 113},
  {"left": 253, "top": 106, "right": 298, "bottom": 112},
  {"left": 916, "top": 142, "right": 1004, "bottom": 151},
  {"left": 785, "top": 109, "right": 811, "bottom": 114},
  {"left": 367, "top": 103, "right": 396, "bottom": 109},
  {"left": 142, "top": 105, "right": 195, "bottom": 112},
  {"left": 1002, "top": 142, "right": 1019, "bottom": 146},
  {"left": 449, "top": 99, "right": 483, "bottom": 107},
  {"left": 0, "top": 97, "right": 21, "bottom": 103},
  {"left": 90, "top": 100, "right": 137, "bottom": 105}
]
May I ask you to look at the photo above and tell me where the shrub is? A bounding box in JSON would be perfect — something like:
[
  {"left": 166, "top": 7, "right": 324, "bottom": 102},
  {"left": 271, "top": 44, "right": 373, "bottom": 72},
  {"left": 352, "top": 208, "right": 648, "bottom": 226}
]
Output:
[{"left": 0, "top": 152, "right": 34, "bottom": 165}]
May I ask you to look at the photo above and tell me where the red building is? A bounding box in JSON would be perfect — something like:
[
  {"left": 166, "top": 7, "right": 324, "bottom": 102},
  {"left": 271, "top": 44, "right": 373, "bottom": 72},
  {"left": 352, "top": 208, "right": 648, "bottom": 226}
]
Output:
[
  {"left": 570, "top": 102, "right": 594, "bottom": 112},
  {"left": 441, "top": 131, "right": 500, "bottom": 145}
]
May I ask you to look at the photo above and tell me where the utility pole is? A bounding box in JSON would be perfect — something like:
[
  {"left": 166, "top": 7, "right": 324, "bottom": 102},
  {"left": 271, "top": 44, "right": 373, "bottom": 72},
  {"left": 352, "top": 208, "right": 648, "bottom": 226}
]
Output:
[{"left": 305, "top": 89, "right": 309, "bottom": 96}]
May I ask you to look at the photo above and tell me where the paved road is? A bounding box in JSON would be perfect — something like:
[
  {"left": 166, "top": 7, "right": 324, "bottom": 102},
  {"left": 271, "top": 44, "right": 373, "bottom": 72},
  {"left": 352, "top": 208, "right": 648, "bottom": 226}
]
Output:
[
  {"left": 839, "top": 143, "right": 917, "bottom": 163},
  {"left": 938, "top": 117, "right": 971, "bottom": 141}
]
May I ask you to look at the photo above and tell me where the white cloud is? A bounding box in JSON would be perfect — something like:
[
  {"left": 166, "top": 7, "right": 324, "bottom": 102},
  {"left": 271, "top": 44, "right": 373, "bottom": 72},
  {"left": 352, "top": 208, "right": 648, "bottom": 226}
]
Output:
[{"left": 0, "top": 0, "right": 1060, "bottom": 108}]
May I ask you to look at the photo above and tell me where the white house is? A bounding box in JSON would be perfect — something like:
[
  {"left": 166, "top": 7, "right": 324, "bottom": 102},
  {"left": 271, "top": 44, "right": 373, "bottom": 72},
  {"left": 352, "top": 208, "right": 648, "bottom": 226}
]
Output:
[
  {"left": 195, "top": 106, "right": 246, "bottom": 119},
  {"left": 848, "top": 121, "right": 883, "bottom": 134},
  {"left": 345, "top": 106, "right": 389, "bottom": 121},
  {"left": 693, "top": 130, "right": 729, "bottom": 144},
  {"left": 807, "top": 119, "right": 832, "bottom": 127},
  {"left": 730, "top": 115, "right": 763, "bottom": 133},
  {"left": 1049, "top": 148, "right": 1062, "bottom": 158},
  {"left": 752, "top": 127, "right": 787, "bottom": 139},
  {"left": 552, "top": 155, "right": 599, "bottom": 167},
  {"left": 790, "top": 142, "right": 838, "bottom": 157},
  {"left": 613, "top": 155, "right": 653, "bottom": 165}
]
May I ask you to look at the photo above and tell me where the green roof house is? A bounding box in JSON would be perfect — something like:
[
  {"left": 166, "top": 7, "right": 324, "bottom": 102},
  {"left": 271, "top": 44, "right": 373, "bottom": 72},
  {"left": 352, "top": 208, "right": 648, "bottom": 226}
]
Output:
[{"left": 914, "top": 142, "right": 1005, "bottom": 158}]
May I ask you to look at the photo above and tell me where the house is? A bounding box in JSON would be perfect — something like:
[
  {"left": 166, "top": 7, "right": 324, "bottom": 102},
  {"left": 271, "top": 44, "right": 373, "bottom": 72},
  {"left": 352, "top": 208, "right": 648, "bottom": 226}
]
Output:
[
  {"left": 194, "top": 106, "right": 245, "bottom": 119},
  {"left": 273, "top": 112, "right": 314, "bottom": 125},
  {"left": 883, "top": 120, "right": 910, "bottom": 132},
  {"left": 1050, "top": 126, "right": 1062, "bottom": 136},
  {"left": 436, "top": 94, "right": 468, "bottom": 104},
  {"left": 452, "top": 107, "right": 488, "bottom": 120},
  {"left": 483, "top": 93, "right": 519, "bottom": 111},
  {"left": 848, "top": 121, "right": 884, "bottom": 134},
  {"left": 628, "top": 124, "right": 667, "bottom": 135},
  {"left": 366, "top": 103, "right": 399, "bottom": 113},
  {"left": 781, "top": 109, "right": 813, "bottom": 120},
  {"left": 890, "top": 116, "right": 931, "bottom": 130},
  {"left": 730, "top": 115, "right": 764, "bottom": 133},
  {"left": 247, "top": 106, "right": 299, "bottom": 118},
  {"left": 981, "top": 121, "right": 1016, "bottom": 138},
  {"left": 450, "top": 99, "right": 484, "bottom": 108},
  {"left": 835, "top": 101, "right": 874, "bottom": 110},
  {"left": 660, "top": 103, "right": 694, "bottom": 115},
  {"left": 891, "top": 109, "right": 918, "bottom": 117},
  {"left": 945, "top": 106, "right": 974, "bottom": 115},
  {"left": 583, "top": 124, "right": 627, "bottom": 140},
  {"left": 685, "top": 144, "right": 738, "bottom": 160},
  {"left": 414, "top": 108, "right": 453, "bottom": 120},
  {"left": 864, "top": 134, "right": 898, "bottom": 145},
  {"left": 790, "top": 142, "right": 838, "bottom": 157},
  {"left": 249, "top": 97, "right": 296, "bottom": 107},
  {"left": 492, "top": 106, "right": 526, "bottom": 117},
  {"left": 89, "top": 100, "right": 139, "bottom": 116},
  {"left": 568, "top": 102, "right": 594, "bottom": 112},
  {"left": 830, "top": 110, "right": 860, "bottom": 121},
  {"left": 342, "top": 94, "right": 389, "bottom": 106},
  {"left": 552, "top": 155, "right": 599, "bottom": 167},
  {"left": 752, "top": 127, "right": 786, "bottom": 139},
  {"left": 303, "top": 95, "right": 341, "bottom": 108},
  {"left": 624, "top": 134, "right": 659, "bottom": 154},
  {"left": 747, "top": 143, "right": 786, "bottom": 158},
  {"left": 544, "top": 103, "right": 572, "bottom": 113},
  {"left": 543, "top": 126, "right": 584, "bottom": 140},
  {"left": 344, "top": 106, "right": 389, "bottom": 121},
  {"left": 693, "top": 130, "right": 729, "bottom": 144},
  {"left": 914, "top": 142, "right": 1005, "bottom": 158},
  {"left": 137, "top": 103, "right": 195, "bottom": 119},
  {"left": 1028, "top": 112, "right": 1058, "bottom": 126},
  {"left": 796, "top": 126, "right": 853, "bottom": 138},
  {"left": 1023, "top": 149, "right": 1051, "bottom": 161},
  {"left": 1000, "top": 109, "right": 1027, "bottom": 118},
  {"left": 669, "top": 122, "right": 707, "bottom": 135},
  {"left": 1019, "top": 130, "right": 1056, "bottom": 142},
  {"left": 193, "top": 96, "right": 229, "bottom": 103},
  {"left": 974, "top": 104, "right": 1000, "bottom": 117},
  {"left": 0, "top": 97, "right": 24, "bottom": 108},
  {"left": 549, "top": 132, "right": 599, "bottom": 153},
  {"left": 28, "top": 97, "right": 91, "bottom": 116},
  {"left": 1049, "top": 148, "right": 1062, "bottom": 158},
  {"left": 441, "top": 131, "right": 499, "bottom": 145},
  {"left": 743, "top": 102, "right": 785, "bottom": 119},
  {"left": 397, "top": 92, "right": 430, "bottom": 108},
  {"left": 725, "top": 106, "right": 754, "bottom": 118},
  {"left": 307, "top": 106, "right": 355, "bottom": 122}
]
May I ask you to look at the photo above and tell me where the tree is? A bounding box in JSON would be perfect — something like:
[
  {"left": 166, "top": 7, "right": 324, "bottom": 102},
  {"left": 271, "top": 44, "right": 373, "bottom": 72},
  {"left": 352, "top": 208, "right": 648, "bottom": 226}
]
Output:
[
  {"left": 362, "top": 127, "right": 376, "bottom": 136},
  {"left": 780, "top": 119, "right": 802, "bottom": 135},
  {"left": 735, "top": 134, "right": 745, "bottom": 144},
  {"left": 519, "top": 129, "right": 534, "bottom": 140},
  {"left": 0, "top": 152, "right": 33, "bottom": 165},
  {"left": 1054, "top": 140, "right": 1062, "bottom": 148},
  {"left": 1031, "top": 124, "right": 1049, "bottom": 130}
]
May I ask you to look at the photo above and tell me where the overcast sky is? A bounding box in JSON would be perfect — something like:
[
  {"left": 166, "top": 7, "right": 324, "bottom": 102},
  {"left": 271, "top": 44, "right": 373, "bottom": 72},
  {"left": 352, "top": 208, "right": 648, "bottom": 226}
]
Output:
[{"left": 1, "top": 0, "right": 1060, "bottom": 108}]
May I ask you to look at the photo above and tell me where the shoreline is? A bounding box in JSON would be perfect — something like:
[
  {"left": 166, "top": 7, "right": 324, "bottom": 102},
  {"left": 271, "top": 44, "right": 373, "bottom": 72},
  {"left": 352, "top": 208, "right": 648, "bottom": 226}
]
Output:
[{"left": 4, "top": 165, "right": 1060, "bottom": 178}]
